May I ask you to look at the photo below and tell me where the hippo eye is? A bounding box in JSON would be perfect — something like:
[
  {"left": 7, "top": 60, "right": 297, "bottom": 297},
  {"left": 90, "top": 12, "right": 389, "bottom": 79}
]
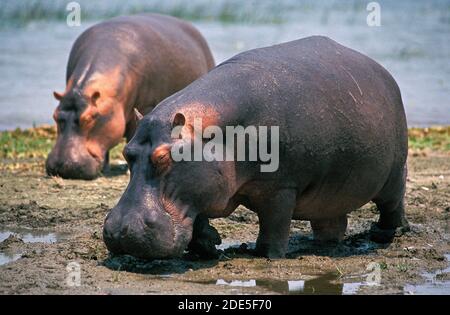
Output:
[
  {"left": 151, "top": 152, "right": 171, "bottom": 175},
  {"left": 151, "top": 144, "right": 172, "bottom": 176}
]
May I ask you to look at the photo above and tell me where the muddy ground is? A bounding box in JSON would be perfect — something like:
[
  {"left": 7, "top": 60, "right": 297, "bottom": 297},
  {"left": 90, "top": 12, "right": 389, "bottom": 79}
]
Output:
[{"left": 0, "top": 130, "right": 449, "bottom": 295}]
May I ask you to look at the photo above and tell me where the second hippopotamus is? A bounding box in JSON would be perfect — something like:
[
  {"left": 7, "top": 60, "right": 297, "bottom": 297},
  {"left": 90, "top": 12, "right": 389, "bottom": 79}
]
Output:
[{"left": 46, "top": 14, "right": 214, "bottom": 179}]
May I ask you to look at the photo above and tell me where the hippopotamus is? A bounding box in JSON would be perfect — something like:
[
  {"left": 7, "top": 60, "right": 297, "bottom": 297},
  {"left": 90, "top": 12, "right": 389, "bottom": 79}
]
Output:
[
  {"left": 103, "top": 36, "right": 409, "bottom": 259},
  {"left": 46, "top": 14, "right": 214, "bottom": 179}
]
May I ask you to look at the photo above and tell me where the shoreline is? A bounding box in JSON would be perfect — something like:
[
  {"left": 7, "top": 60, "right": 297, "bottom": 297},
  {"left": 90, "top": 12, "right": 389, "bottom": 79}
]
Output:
[{"left": 1, "top": 125, "right": 449, "bottom": 162}]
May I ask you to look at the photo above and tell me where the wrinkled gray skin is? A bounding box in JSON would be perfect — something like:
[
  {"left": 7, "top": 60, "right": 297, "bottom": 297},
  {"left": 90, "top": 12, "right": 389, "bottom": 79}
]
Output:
[
  {"left": 103, "top": 36, "right": 409, "bottom": 259},
  {"left": 46, "top": 14, "right": 214, "bottom": 179}
]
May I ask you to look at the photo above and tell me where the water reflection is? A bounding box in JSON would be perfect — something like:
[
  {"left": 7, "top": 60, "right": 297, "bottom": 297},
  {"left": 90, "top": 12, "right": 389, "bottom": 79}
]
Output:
[
  {"left": 0, "top": 227, "right": 65, "bottom": 266},
  {"left": 213, "top": 272, "right": 367, "bottom": 295},
  {"left": 404, "top": 254, "right": 450, "bottom": 295},
  {"left": 0, "top": 252, "right": 21, "bottom": 266},
  {"left": 0, "top": 228, "right": 63, "bottom": 244}
]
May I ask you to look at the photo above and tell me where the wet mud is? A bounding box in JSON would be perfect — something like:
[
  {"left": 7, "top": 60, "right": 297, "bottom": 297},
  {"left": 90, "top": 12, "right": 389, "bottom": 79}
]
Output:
[{"left": 0, "top": 149, "right": 449, "bottom": 294}]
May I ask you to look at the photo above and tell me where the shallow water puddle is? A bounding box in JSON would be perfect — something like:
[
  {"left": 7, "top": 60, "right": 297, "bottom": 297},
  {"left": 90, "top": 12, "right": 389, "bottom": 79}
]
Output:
[
  {"left": 0, "top": 252, "right": 21, "bottom": 266},
  {"left": 207, "top": 254, "right": 450, "bottom": 295},
  {"left": 0, "top": 227, "right": 65, "bottom": 266},
  {"left": 0, "top": 229, "right": 60, "bottom": 244},
  {"left": 211, "top": 241, "right": 370, "bottom": 294},
  {"left": 404, "top": 254, "right": 450, "bottom": 295},
  {"left": 193, "top": 272, "right": 370, "bottom": 295},
  {"left": 217, "top": 241, "right": 255, "bottom": 251}
]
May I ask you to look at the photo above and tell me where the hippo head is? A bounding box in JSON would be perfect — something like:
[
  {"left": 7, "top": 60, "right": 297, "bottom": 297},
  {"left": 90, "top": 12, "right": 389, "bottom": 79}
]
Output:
[
  {"left": 103, "top": 113, "right": 231, "bottom": 259},
  {"left": 46, "top": 88, "right": 125, "bottom": 180}
]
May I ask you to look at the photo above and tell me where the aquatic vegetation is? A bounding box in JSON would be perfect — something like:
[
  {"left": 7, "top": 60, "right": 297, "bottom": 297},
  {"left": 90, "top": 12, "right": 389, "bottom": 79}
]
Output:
[
  {"left": 1, "top": 0, "right": 449, "bottom": 27},
  {"left": 0, "top": 0, "right": 287, "bottom": 26}
]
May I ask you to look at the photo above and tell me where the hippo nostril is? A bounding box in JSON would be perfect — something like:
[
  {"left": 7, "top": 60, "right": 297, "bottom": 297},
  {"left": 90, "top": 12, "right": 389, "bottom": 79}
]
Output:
[
  {"left": 143, "top": 212, "right": 157, "bottom": 227},
  {"left": 103, "top": 215, "right": 125, "bottom": 255},
  {"left": 120, "top": 224, "right": 129, "bottom": 238},
  {"left": 103, "top": 229, "right": 111, "bottom": 239},
  {"left": 103, "top": 223, "right": 114, "bottom": 239},
  {"left": 45, "top": 155, "right": 59, "bottom": 174}
]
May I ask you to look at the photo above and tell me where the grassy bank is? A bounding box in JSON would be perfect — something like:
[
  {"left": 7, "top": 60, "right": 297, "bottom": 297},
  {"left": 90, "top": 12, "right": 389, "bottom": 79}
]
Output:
[
  {"left": 0, "top": 125, "right": 124, "bottom": 160},
  {"left": 1, "top": 125, "right": 449, "bottom": 161},
  {"left": 408, "top": 126, "right": 450, "bottom": 152}
]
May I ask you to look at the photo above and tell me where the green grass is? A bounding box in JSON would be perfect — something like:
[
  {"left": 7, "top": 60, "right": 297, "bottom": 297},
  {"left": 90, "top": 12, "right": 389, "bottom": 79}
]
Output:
[
  {"left": 0, "top": 125, "right": 448, "bottom": 161},
  {"left": 408, "top": 126, "right": 450, "bottom": 151},
  {"left": 396, "top": 263, "right": 409, "bottom": 272},
  {"left": 0, "top": 125, "right": 125, "bottom": 160},
  {"left": 0, "top": 126, "right": 55, "bottom": 159},
  {"left": 110, "top": 142, "right": 126, "bottom": 160}
]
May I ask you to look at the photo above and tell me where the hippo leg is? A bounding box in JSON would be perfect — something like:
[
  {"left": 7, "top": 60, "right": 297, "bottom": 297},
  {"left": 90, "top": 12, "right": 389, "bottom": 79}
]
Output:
[
  {"left": 371, "top": 165, "right": 410, "bottom": 243},
  {"left": 187, "top": 214, "right": 221, "bottom": 259},
  {"left": 311, "top": 215, "right": 348, "bottom": 242},
  {"left": 102, "top": 151, "right": 110, "bottom": 173},
  {"left": 253, "top": 189, "right": 296, "bottom": 258}
]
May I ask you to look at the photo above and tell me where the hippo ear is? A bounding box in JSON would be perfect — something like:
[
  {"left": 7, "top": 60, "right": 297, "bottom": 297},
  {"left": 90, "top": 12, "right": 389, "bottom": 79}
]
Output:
[
  {"left": 90, "top": 91, "right": 101, "bottom": 106},
  {"left": 172, "top": 113, "right": 186, "bottom": 128},
  {"left": 53, "top": 91, "right": 64, "bottom": 101},
  {"left": 171, "top": 113, "right": 195, "bottom": 140},
  {"left": 134, "top": 108, "right": 144, "bottom": 121}
]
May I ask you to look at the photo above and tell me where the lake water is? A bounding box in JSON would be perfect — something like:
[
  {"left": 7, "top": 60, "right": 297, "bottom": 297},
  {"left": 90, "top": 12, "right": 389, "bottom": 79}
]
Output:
[{"left": 0, "top": 0, "right": 449, "bottom": 130}]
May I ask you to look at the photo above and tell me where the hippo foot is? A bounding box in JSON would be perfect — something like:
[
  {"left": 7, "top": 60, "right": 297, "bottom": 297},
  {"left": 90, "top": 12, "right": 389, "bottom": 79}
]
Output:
[
  {"left": 254, "top": 243, "right": 286, "bottom": 259},
  {"left": 187, "top": 215, "right": 221, "bottom": 259},
  {"left": 102, "top": 163, "right": 110, "bottom": 174},
  {"left": 369, "top": 222, "right": 410, "bottom": 243},
  {"left": 311, "top": 215, "right": 348, "bottom": 243},
  {"left": 101, "top": 151, "right": 110, "bottom": 174}
]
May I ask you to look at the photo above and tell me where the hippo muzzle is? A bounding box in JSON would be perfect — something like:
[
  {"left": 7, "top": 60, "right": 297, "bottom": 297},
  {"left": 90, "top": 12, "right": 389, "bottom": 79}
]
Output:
[
  {"left": 46, "top": 137, "right": 103, "bottom": 180},
  {"left": 103, "top": 188, "right": 194, "bottom": 259}
]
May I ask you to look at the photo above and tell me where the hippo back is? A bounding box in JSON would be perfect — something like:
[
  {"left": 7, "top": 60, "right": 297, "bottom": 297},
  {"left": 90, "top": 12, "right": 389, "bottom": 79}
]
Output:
[{"left": 152, "top": 36, "right": 407, "bottom": 217}]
